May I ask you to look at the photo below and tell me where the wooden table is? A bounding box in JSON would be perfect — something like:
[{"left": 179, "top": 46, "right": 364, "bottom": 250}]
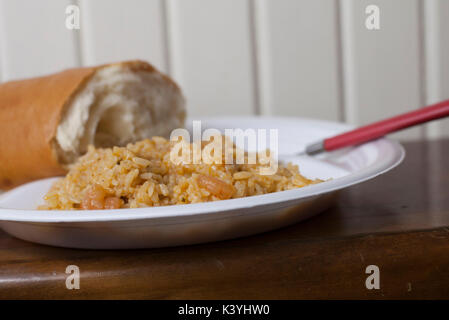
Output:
[{"left": 0, "top": 139, "right": 448, "bottom": 299}]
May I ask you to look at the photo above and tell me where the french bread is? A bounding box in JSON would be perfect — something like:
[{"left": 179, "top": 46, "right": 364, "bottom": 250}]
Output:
[{"left": 0, "top": 60, "right": 186, "bottom": 189}]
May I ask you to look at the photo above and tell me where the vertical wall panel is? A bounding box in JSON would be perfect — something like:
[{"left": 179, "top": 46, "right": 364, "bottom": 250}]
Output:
[
  {"left": 79, "top": 0, "right": 167, "bottom": 72},
  {"left": 340, "top": 0, "right": 424, "bottom": 140},
  {"left": 424, "top": 0, "right": 449, "bottom": 139},
  {"left": 254, "top": 0, "right": 342, "bottom": 120},
  {"left": 0, "top": 0, "right": 79, "bottom": 81},
  {"left": 167, "top": 0, "right": 256, "bottom": 116},
  {"left": 0, "top": 2, "right": 1, "bottom": 193}
]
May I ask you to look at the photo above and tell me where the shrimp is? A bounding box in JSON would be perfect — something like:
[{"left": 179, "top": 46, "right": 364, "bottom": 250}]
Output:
[
  {"left": 197, "top": 175, "right": 235, "bottom": 200},
  {"left": 81, "top": 184, "right": 121, "bottom": 210}
]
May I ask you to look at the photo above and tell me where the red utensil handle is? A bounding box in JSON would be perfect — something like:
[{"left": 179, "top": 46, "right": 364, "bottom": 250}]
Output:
[{"left": 324, "top": 98, "right": 449, "bottom": 151}]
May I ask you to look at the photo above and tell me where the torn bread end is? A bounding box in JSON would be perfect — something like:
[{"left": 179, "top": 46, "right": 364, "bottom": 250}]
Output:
[{"left": 55, "top": 63, "right": 186, "bottom": 164}]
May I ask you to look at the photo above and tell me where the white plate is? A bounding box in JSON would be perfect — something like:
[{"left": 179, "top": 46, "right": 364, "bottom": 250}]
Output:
[{"left": 0, "top": 117, "right": 404, "bottom": 249}]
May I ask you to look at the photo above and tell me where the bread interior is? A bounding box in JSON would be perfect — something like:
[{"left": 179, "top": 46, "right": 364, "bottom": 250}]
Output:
[{"left": 55, "top": 64, "right": 185, "bottom": 164}]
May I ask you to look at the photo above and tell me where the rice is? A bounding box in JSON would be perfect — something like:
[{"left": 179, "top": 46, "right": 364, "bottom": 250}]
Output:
[{"left": 39, "top": 136, "right": 321, "bottom": 210}]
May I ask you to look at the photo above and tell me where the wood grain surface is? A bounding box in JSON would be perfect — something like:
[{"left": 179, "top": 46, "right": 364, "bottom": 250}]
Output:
[{"left": 0, "top": 139, "right": 448, "bottom": 299}]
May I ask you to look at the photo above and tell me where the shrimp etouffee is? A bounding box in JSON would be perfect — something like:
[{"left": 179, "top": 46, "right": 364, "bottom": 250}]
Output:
[{"left": 40, "top": 136, "right": 321, "bottom": 210}]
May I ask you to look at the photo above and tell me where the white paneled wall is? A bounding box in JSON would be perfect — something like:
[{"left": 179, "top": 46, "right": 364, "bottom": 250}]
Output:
[
  {"left": 424, "top": 0, "right": 449, "bottom": 138},
  {"left": 0, "top": 0, "right": 79, "bottom": 81},
  {"left": 79, "top": 0, "right": 168, "bottom": 72},
  {"left": 167, "top": 0, "right": 256, "bottom": 115},
  {"left": 340, "top": 0, "right": 424, "bottom": 140},
  {"left": 0, "top": 0, "right": 448, "bottom": 140},
  {"left": 254, "top": 0, "right": 342, "bottom": 120}
]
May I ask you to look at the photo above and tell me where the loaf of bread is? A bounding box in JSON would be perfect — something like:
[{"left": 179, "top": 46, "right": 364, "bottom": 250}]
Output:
[{"left": 0, "top": 60, "right": 186, "bottom": 189}]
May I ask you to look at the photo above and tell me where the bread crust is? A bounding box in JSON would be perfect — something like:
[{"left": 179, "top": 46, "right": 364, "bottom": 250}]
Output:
[{"left": 0, "top": 60, "right": 180, "bottom": 189}]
